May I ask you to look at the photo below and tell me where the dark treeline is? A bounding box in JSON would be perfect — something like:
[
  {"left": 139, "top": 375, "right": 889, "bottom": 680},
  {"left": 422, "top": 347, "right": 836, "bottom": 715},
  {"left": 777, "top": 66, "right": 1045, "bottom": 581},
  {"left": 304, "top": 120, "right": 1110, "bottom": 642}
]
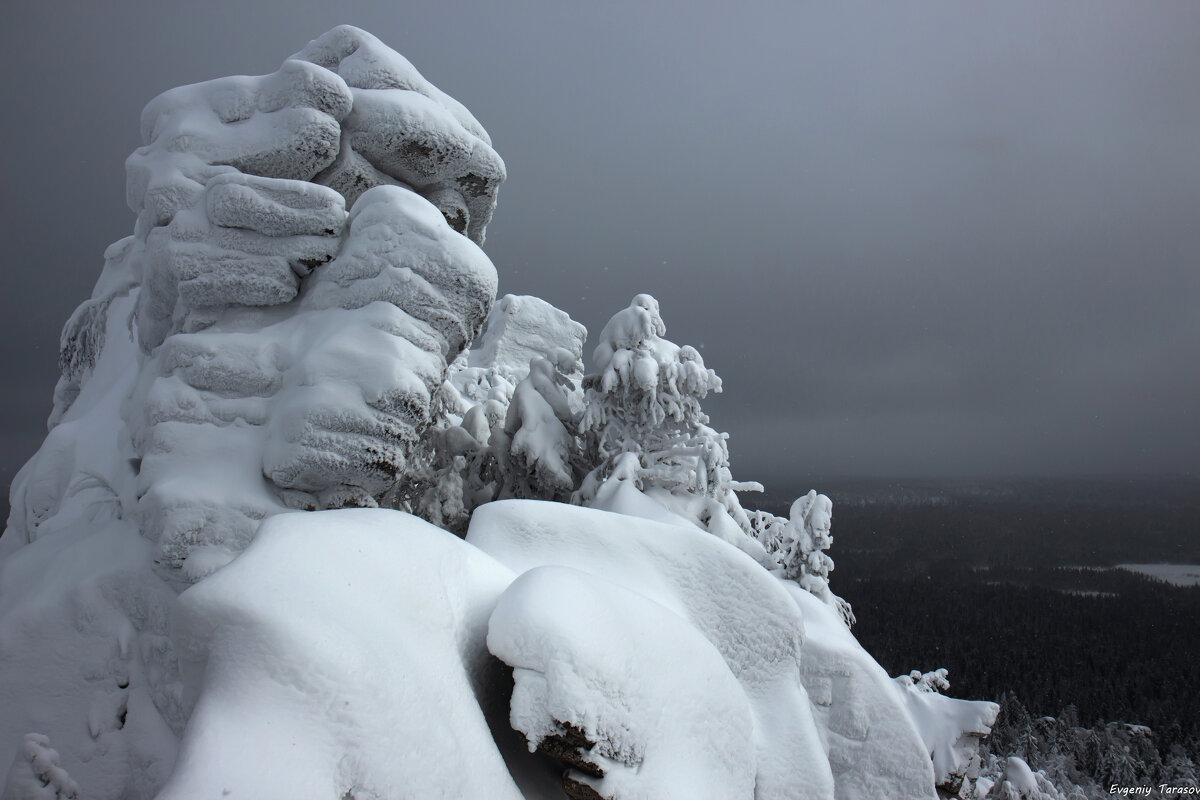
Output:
[
  {"left": 846, "top": 565, "right": 1200, "bottom": 746},
  {"left": 760, "top": 477, "right": 1200, "bottom": 752}
]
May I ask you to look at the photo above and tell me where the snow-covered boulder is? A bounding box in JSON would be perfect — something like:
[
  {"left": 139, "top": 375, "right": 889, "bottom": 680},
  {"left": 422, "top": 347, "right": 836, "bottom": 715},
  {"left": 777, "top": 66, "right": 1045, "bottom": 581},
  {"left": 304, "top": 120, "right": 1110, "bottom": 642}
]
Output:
[
  {"left": 489, "top": 565, "right": 757, "bottom": 799},
  {"left": 468, "top": 499, "right": 837, "bottom": 800},
  {"left": 158, "top": 509, "right": 530, "bottom": 800},
  {"left": 164, "top": 499, "right": 944, "bottom": 800}
]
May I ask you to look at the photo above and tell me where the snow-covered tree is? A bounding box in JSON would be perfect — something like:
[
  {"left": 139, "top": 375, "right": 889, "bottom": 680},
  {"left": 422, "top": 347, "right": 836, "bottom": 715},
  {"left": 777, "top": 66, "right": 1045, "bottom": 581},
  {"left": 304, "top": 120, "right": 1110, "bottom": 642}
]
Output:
[
  {"left": 981, "top": 756, "right": 1071, "bottom": 800},
  {"left": 495, "top": 349, "right": 583, "bottom": 501},
  {"left": 756, "top": 490, "right": 854, "bottom": 626},
  {"left": 578, "top": 294, "right": 719, "bottom": 469},
  {"left": 402, "top": 381, "right": 507, "bottom": 535},
  {"left": 402, "top": 302, "right": 585, "bottom": 531},
  {"left": 575, "top": 295, "right": 764, "bottom": 546},
  {"left": 901, "top": 668, "right": 951, "bottom": 694},
  {"left": 2, "top": 734, "right": 79, "bottom": 800}
]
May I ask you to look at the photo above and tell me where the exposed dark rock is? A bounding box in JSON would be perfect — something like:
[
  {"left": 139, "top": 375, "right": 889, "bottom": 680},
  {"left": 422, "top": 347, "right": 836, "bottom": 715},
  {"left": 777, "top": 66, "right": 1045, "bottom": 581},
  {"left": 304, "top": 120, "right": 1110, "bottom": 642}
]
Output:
[
  {"left": 537, "top": 720, "right": 605, "bottom": 779},
  {"left": 562, "top": 772, "right": 608, "bottom": 800}
]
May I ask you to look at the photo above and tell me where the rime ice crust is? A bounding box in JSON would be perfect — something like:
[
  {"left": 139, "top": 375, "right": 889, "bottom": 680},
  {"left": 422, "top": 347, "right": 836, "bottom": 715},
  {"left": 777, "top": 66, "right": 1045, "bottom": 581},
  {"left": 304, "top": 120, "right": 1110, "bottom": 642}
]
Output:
[{"left": 295, "top": 26, "right": 505, "bottom": 242}]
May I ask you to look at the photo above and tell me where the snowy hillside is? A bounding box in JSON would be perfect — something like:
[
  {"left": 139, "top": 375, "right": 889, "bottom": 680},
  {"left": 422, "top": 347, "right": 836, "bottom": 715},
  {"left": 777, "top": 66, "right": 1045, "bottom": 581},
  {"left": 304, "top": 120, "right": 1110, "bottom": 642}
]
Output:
[{"left": 1, "top": 26, "right": 1000, "bottom": 800}]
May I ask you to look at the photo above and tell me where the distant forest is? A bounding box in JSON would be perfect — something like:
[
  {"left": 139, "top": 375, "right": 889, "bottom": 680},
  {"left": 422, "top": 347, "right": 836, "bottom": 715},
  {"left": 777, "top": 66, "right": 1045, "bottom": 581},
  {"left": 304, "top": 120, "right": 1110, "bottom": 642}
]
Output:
[{"left": 761, "top": 476, "right": 1200, "bottom": 750}]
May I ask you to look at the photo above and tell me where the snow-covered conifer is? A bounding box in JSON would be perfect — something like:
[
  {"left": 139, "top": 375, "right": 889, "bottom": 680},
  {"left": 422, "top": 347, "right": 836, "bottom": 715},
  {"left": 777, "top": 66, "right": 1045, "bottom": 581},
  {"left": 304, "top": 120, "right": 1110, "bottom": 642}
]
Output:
[
  {"left": 576, "top": 295, "right": 766, "bottom": 549},
  {"left": 403, "top": 300, "right": 586, "bottom": 531},
  {"left": 496, "top": 349, "right": 582, "bottom": 501},
  {"left": 761, "top": 490, "right": 855, "bottom": 625},
  {"left": 902, "top": 668, "right": 951, "bottom": 694},
  {"left": 2, "top": 734, "right": 79, "bottom": 800}
]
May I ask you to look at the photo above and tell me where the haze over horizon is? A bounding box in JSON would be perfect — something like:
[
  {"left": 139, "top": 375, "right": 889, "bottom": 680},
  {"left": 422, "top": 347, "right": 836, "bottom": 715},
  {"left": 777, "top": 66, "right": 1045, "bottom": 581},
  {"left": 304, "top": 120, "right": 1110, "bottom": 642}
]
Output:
[{"left": 2, "top": 1, "right": 1198, "bottom": 509}]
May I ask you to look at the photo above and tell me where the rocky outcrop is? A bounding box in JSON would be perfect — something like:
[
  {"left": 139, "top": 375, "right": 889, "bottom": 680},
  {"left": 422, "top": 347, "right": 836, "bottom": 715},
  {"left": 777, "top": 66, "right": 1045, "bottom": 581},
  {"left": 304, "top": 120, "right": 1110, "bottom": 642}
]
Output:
[{"left": 8, "top": 26, "right": 505, "bottom": 586}]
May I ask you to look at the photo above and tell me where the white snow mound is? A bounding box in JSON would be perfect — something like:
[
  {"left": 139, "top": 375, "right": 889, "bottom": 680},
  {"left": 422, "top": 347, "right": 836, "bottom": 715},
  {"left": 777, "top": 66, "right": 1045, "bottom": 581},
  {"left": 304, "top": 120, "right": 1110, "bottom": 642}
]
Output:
[
  {"left": 468, "top": 499, "right": 836, "bottom": 800},
  {"left": 489, "top": 565, "right": 757, "bottom": 799},
  {"left": 159, "top": 509, "right": 523, "bottom": 800}
]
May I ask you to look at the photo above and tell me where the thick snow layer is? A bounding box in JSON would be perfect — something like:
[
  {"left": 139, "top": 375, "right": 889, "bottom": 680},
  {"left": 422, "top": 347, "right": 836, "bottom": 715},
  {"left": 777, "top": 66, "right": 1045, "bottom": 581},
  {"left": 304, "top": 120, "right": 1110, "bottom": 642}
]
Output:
[
  {"left": 489, "top": 565, "right": 757, "bottom": 799},
  {"left": 295, "top": 26, "right": 505, "bottom": 243},
  {"left": 160, "top": 509, "right": 526, "bottom": 800},
  {"left": 782, "top": 581, "right": 940, "bottom": 800},
  {"left": 468, "top": 499, "right": 836, "bottom": 800},
  {"left": 894, "top": 671, "right": 998, "bottom": 795}
]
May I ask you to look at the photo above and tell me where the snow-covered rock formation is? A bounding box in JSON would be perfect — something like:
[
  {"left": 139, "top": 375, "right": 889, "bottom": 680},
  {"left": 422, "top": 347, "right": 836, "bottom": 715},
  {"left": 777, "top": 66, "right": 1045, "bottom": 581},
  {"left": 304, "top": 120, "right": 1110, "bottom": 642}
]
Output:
[
  {"left": 12, "top": 24, "right": 503, "bottom": 590},
  {"left": 1, "top": 26, "right": 997, "bottom": 800}
]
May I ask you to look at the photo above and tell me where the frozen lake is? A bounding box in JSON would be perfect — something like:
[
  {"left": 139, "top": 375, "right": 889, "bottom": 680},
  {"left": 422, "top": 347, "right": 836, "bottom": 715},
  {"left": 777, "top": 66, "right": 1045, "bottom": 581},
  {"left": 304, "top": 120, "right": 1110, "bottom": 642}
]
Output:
[{"left": 1116, "top": 563, "right": 1200, "bottom": 587}]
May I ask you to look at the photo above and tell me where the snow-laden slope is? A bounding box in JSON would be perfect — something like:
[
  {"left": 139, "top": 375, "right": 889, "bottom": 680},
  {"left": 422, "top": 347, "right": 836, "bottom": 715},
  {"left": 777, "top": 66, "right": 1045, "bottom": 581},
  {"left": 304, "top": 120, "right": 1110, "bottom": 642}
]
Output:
[
  {"left": 96, "top": 500, "right": 938, "bottom": 800},
  {"left": 0, "top": 25, "right": 997, "bottom": 800}
]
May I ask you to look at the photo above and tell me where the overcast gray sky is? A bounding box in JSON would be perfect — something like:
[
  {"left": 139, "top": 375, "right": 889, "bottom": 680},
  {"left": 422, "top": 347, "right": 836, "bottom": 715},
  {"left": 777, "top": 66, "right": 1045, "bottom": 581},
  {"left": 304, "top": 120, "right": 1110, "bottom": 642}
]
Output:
[{"left": 2, "top": 1, "right": 1197, "bottom": 502}]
